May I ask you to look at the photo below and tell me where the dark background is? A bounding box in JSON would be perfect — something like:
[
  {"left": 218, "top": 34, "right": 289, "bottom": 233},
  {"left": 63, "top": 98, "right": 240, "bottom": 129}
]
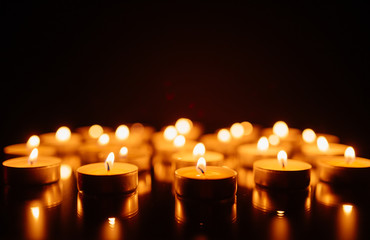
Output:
[{"left": 2, "top": 2, "right": 369, "bottom": 156}]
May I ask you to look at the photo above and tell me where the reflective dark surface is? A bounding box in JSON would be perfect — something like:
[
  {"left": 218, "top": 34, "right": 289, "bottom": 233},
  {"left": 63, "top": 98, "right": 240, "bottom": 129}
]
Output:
[{"left": 1, "top": 155, "right": 370, "bottom": 240}]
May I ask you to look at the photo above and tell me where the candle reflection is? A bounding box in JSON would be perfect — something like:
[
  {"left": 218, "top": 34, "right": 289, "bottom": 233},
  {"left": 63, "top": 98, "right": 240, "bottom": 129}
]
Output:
[
  {"left": 252, "top": 185, "right": 311, "bottom": 213},
  {"left": 269, "top": 215, "right": 290, "bottom": 240},
  {"left": 337, "top": 204, "right": 357, "bottom": 240}
]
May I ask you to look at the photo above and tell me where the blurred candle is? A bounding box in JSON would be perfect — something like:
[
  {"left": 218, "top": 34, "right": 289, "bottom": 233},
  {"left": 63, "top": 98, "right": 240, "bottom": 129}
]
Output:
[
  {"left": 3, "top": 148, "right": 61, "bottom": 185},
  {"left": 4, "top": 135, "right": 56, "bottom": 157},
  {"left": 40, "top": 126, "right": 81, "bottom": 155}
]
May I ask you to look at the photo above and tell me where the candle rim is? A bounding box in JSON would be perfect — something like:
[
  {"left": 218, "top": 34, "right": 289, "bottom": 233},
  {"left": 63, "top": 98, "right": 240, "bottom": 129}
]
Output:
[
  {"left": 77, "top": 162, "right": 138, "bottom": 176},
  {"left": 253, "top": 159, "right": 312, "bottom": 171},
  {"left": 2, "top": 156, "right": 61, "bottom": 168},
  {"left": 175, "top": 166, "right": 237, "bottom": 180},
  {"left": 318, "top": 157, "right": 370, "bottom": 169}
]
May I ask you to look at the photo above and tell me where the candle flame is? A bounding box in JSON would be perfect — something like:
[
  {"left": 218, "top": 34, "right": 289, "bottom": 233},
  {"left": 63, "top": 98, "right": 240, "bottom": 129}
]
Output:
[
  {"left": 196, "top": 157, "right": 206, "bottom": 174},
  {"left": 27, "top": 135, "right": 40, "bottom": 148},
  {"left": 257, "top": 137, "right": 269, "bottom": 151},
  {"left": 217, "top": 129, "right": 231, "bottom": 143},
  {"left": 108, "top": 217, "right": 116, "bottom": 228},
  {"left": 273, "top": 121, "right": 289, "bottom": 138},
  {"left": 28, "top": 148, "right": 38, "bottom": 165},
  {"left": 241, "top": 121, "right": 253, "bottom": 135},
  {"left": 115, "top": 125, "right": 130, "bottom": 141},
  {"left": 119, "top": 146, "right": 128, "bottom": 157},
  {"left": 344, "top": 146, "right": 355, "bottom": 164},
  {"left": 56, "top": 126, "right": 71, "bottom": 142},
  {"left": 175, "top": 118, "right": 193, "bottom": 135},
  {"left": 277, "top": 150, "right": 288, "bottom": 168},
  {"left": 98, "top": 133, "right": 110, "bottom": 146},
  {"left": 31, "top": 207, "right": 40, "bottom": 220},
  {"left": 164, "top": 125, "right": 178, "bottom": 141},
  {"left": 268, "top": 134, "right": 280, "bottom": 146},
  {"left": 302, "top": 128, "right": 316, "bottom": 143},
  {"left": 105, "top": 152, "right": 115, "bottom": 171},
  {"left": 193, "top": 143, "right": 206, "bottom": 157},
  {"left": 88, "top": 124, "right": 103, "bottom": 139},
  {"left": 317, "top": 136, "right": 329, "bottom": 152},
  {"left": 230, "top": 123, "right": 244, "bottom": 138},
  {"left": 342, "top": 204, "right": 353, "bottom": 215},
  {"left": 173, "top": 135, "right": 186, "bottom": 147}
]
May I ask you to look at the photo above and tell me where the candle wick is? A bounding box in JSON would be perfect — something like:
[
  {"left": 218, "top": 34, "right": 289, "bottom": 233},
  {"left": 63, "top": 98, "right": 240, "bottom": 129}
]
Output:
[
  {"left": 106, "top": 162, "right": 110, "bottom": 171},
  {"left": 198, "top": 167, "right": 205, "bottom": 175}
]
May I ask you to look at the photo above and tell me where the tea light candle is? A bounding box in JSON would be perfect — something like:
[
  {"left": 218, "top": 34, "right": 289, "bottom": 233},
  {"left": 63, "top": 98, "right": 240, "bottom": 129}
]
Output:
[
  {"left": 40, "top": 126, "right": 82, "bottom": 155},
  {"left": 317, "top": 147, "right": 370, "bottom": 185},
  {"left": 200, "top": 129, "right": 235, "bottom": 155},
  {"left": 76, "top": 124, "right": 112, "bottom": 142},
  {"left": 152, "top": 128, "right": 196, "bottom": 158},
  {"left": 4, "top": 135, "right": 56, "bottom": 157},
  {"left": 78, "top": 133, "right": 119, "bottom": 163},
  {"left": 3, "top": 148, "right": 61, "bottom": 185},
  {"left": 77, "top": 152, "right": 138, "bottom": 194},
  {"left": 175, "top": 118, "right": 203, "bottom": 140},
  {"left": 109, "top": 124, "right": 143, "bottom": 147},
  {"left": 174, "top": 157, "right": 237, "bottom": 200},
  {"left": 129, "top": 123, "right": 155, "bottom": 142},
  {"left": 172, "top": 143, "right": 224, "bottom": 169},
  {"left": 254, "top": 150, "right": 312, "bottom": 189},
  {"left": 107, "top": 145, "right": 152, "bottom": 171},
  {"left": 301, "top": 136, "right": 348, "bottom": 166},
  {"left": 262, "top": 121, "right": 301, "bottom": 144},
  {"left": 237, "top": 137, "right": 292, "bottom": 168},
  {"left": 301, "top": 128, "right": 340, "bottom": 145}
]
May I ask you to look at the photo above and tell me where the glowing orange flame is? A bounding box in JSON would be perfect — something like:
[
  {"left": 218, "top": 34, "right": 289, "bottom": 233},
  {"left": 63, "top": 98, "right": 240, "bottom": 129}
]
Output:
[
  {"left": 175, "top": 118, "right": 193, "bottom": 135},
  {"left": 193, "top": 143, "right": 206, "bottom": 157},
  {"left": 27, "top": 135, "right": 40, "bottom": 148},
  {"left": 98, "top": 133, "right": 110, "bottom": 146},
  {"left": 302, "top": 128, "right": 316, "bottom": 143},
  {"left": 115, "top": 125, "right": 130, "bottom": 141},
  {"left": 317, "top": 136, "right": 329, "bottom": 152},
  {"left": 230, "top": 123, "right": 244, "bottom": 138},
  {"left": 273, "top": 121, "right": 289, "bottom": 138},
  {"left": 164, "top": 125, "right": 177, "bottom": 141},
  {"left": 28, "top": 148, "right": 38, "bottom": 165},
  {"left": 105, "top": 152, "right": 115, "bottom": 171},
  {"left": 257, "top": 137, "right": 269, "bottom": 151},
  {"left": 88, "top": 124, "right": 103, "bottom": 139},
  {"left": 344, "top": 146, "right": 355, "bottom": 164},
  {"left": 173, "top": 135, "right": 186, "bottom": 147},
  {"left": 56, "top": 126, "right": 71, "bottom": 142},
  {"left": 196, "top": 157, "right": 206, "bottom": 174},
  {"left": 277, "top": 150, "right": 288, "bottom": 168},
  {"left": 217, "top": 129, "right": 231, "bottom": 143}
]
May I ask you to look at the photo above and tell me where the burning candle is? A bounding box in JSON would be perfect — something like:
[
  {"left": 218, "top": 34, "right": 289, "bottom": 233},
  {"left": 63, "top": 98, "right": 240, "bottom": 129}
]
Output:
[
  {"left": 301, "top": 128, "right": 340, "bottom": 145},
  {"left": 4, "top": 135, "right": 56, "bottom": 157},
  {"left": 3, "top": 148, "right": 61, "bottom": 185},
  {"left": 175, "top": 118, "right": 203, "bottom": 140},
  {"left": 317, "top": 147, "right": 370, "bottom": 185},
  {"left": 301, "top": 136, "right": 348, "bottom": 166},
  {"left": 40, "top": 126, "right": 82, "bottom": 155},
  {"left": 238, "top": 137, "right": 292, "bottom": 168},
  {"left": 200, "top": 128, "right": 234, "bottom": 155},
  {"left": 253, "top": 150, "right": 312, "bottom": 189},
  {"left": 172, "top": 143, "right": 224, "bottom": 170},
  {"left": 77, "top": 152, "right": 138, "bottom": 194},
  {"left": 261, "top": 121, "right": 301, "bottom": 150},
  {"left": 76, "top": 124, "right": 112, "bottom": 142},
  {"left": 174, "top": 157, "right": 237, "bottom": 200}
]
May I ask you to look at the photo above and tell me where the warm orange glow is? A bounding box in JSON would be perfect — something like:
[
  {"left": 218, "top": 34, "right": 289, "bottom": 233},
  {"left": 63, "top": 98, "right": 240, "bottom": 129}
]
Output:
[
  {"left": 277, "top": 150, "right": 288, "bottom": 168},
  {"left": 27, "top": 135, "right": 40, "bottom": 148},
  {"left": 56, "top": 126, "right": 71, "bottom": 142},
  {"left": 342, "top": 204, "right": 353, "bottom": 215},
  {"left": 105, "top": 152, "right": 115, "bottom": 171},
  {"left": 257, "top": 137, "right": 269, "bottom": 151},
  {"left": 317, "top": 136, "right": 329, "bottom": 152},
  {"left": 241, "top": 121, "right": 253, "bottom": 135},
  {"left": 268, "top": 134, "right": 280, "bottom": 146},
  {"left": 108, "top": 217, "right": 116, "bottom": 227},
  {"left": 31, "top": 207, "right": 40, "bottom": 220},
  {"left": 276, "top": 210, "right": 285, "bottom": 217},
  {"left": 230, "top": 123, "right": 244, "bottom": 138},
  {"left": 88, "top": 124, "right": 103, "bottom": 139},
  {"left": 302, "top": 128, "right": 316, "bottom": 143},
  {"left": 98, "top": 133, "right": 110, "bottom": 146},
  {"left": 193, "top": 143, "right": 206, "bottom": 157},
  {"left": 345, "top": 147, "right": 355, "bottom": 164},
  {"left": 163, "top": 125, "right": 178, "bottom": 141},
  {"left": 175, "top": 118, "right": 193, "bottom": 135},
  {"left": 196, "top": 157, "right": 206, "bottom": 174},
  {"left": 173, "top": 135, "right": 186, "bottom": 147},
  {"left": 28, "top": 148, "right": 38, "bottom": 165},
  {"left": 115, "top": 125, "right": 130, "bottom": 141},
  {"left": 60, "top": 164, "right": 72, "bottom": 179},
  {"left": 119, "top": 146, "right": 128, "bottom": 157},
  {"left": 217, "top": 129, "right": 231, "bottom": 143},
  {"left": 273, "top": 121, "right": 289, "bottom": 138}
]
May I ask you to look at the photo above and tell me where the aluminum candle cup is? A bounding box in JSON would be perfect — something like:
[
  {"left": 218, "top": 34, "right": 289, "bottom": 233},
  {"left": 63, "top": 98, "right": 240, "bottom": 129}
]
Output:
[
  {"left": 253, "top": 159, "right": 312, "bottom": 189},
  {"left": 174, "top": 166, "right": 237, "bottom": 200},
  {"left": 317, "top": 157, "right": 370, "bottom": 185},
  {"left": 77, "top": 162, "right": 138, "bottom": 194},
  {"left": 3, "top": 156, "right": 61, "bottom": 185},
  {"left": 172, "top": 151, "right": 224, "bottom": 170}
]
